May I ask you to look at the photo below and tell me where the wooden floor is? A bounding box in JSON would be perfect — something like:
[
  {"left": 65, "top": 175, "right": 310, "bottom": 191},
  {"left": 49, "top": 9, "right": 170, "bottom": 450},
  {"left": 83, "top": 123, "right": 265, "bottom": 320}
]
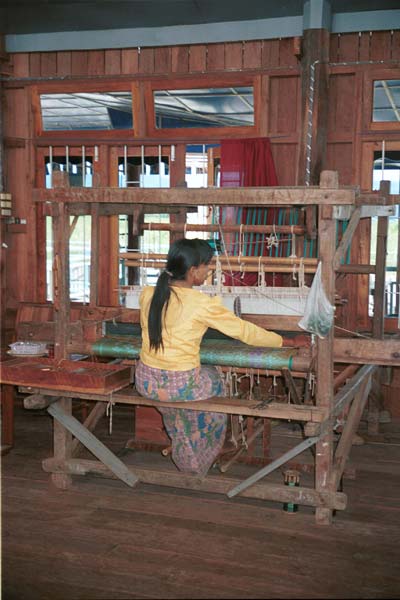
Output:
[{"left": 2, "top": 398, "right": 400, "bottom": 599}]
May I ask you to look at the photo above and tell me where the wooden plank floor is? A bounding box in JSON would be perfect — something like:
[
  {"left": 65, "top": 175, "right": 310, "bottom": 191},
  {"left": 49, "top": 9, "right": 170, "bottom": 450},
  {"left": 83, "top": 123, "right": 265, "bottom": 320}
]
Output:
[{"left": 3, "top": 398, "right": 400, "bottom": 599}]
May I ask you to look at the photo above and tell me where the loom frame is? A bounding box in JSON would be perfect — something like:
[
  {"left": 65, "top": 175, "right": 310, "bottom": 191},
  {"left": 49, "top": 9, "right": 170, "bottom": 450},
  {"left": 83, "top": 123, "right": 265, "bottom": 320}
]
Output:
[{"left": 2, "top": 169, "right": 399, "bottom": 525}]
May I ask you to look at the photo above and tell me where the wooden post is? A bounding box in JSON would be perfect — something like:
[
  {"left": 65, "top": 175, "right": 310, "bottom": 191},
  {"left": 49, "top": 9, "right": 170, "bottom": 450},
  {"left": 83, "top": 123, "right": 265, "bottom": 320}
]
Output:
[
  {"left": 298, "top": 27, "right": 330, "bottom": 241},
  {"left": 51, "top": 397, "right": 73, "bottom": 489},
  {"left": 368, "top": 180, "right": 390, "bottom": 435},
  {"left": 1, "top": 384, "right": 14, "bottom": 452},
  {"left": 51, "top": 193, "right": 72, "bottom": 487},
  {"left": 52, "top": 201, "right": 70, "bottom": 360},
  {"left": 90, "top": 203, "right": 99, "bottom": 307},
  {"left": 169, "top": 143, "right": 188, "bottom": 244},
  {"left": 315, "top": 171, "right": 337, "bottom": 525},
  {"left": 0, "top": 218, "right": 8, "bottom": 360},
  {"left": 298, "top": 29, "right": 330, "bottom": 186},
  {"left": 372, "top": 181, "right": 390, "bottom": 339}
]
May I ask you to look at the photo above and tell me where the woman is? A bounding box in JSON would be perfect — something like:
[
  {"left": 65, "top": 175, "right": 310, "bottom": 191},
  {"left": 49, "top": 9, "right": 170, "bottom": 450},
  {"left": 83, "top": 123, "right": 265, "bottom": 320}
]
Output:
[{"left": 135, "top": 238, "right": 284, "bottom": 477}]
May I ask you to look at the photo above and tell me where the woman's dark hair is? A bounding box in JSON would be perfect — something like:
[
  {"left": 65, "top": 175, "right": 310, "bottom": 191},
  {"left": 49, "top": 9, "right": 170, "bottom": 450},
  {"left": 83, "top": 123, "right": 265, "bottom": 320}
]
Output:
[{"left": 148, "top": 238, "right": 214, "bottom": 352}]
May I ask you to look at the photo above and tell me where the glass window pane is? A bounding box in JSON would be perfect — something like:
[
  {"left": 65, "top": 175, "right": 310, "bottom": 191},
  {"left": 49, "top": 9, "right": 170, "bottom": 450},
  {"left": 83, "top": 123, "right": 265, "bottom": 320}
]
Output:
[
  {"left": 118, "top": 155, "right": 169, "bottom": 188},
  {"left": 45, "top": 155, "right": 93, "bottom": 303},
  {"left": 40, "top": 92, "right": 133, "bottom": 131},
  {"left": 45, "top": 156, "right": 93, "bottom": 188},
  {"left": 46, "top": 216, "right": 53, "bottom": 301},
  {"left": 117, "top": 150, "right": 170, "bottom": 290},
  {"left": 373, "top": 80, "right": 400, "bottom": 122},
  {"left": 46, "top": 215, "right": 91, "bottom": 303},
  {"left": 69, "top": 216, "right": 91, "bottom": 303},
  {"left": 154, "top": 87, "right": 254, "bottom": 129}
]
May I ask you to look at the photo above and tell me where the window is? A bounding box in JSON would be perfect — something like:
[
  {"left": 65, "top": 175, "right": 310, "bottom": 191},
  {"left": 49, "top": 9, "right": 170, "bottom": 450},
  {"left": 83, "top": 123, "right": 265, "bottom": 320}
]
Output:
[
  {"left": 40, "top": 91, "right": 133, "bottom": 131},
  {"left": 45, "top": 153, "right": 93, "bottom": 302},
  {"left": 117, "top": 147, "right": 170, "bottom": 288},
  {"left": 46, "top": 215, "right": 91, "bottom": 303},
  {"left": 118, "top": 155, "right": 169, "bottom": 188},
  {"left": 373, "top": 80, "right": 400, "bottom": 123},
  {"left": 185, "top": 144, "right": 219, "bottom": 242},
  {"left": 45, "top": 155, "right": 93, "bottom": 188},
  {"left": 154, "top": 87, "right": 254, "bottom": 129}
]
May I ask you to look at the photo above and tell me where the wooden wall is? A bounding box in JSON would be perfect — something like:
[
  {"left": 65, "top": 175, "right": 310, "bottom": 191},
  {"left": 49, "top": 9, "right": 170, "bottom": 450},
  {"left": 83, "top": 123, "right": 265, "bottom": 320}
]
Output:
[{"left": 2, "top": 31, "right": 400, "bottom": 319}]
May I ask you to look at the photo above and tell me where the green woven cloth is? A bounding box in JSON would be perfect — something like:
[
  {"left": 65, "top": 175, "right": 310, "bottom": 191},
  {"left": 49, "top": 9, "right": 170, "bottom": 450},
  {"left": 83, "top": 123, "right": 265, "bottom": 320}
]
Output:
[{"left": 91, "top": 335, "right": 295, "bottom": 370}]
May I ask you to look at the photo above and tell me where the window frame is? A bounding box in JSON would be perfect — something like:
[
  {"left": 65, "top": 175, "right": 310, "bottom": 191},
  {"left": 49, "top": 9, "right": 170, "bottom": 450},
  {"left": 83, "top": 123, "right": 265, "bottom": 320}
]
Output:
[
  {"left": 360, "top": 140, "right": 400, "bottom": 334},
  {"left": 33, "top": 81, "right": 137, "bottom": 141},
  {"left": 144, "top": 74, "right": 261, "bottom": 140},
  {"left": 363, "top": 68, "right": 400, "bottom": 132}
]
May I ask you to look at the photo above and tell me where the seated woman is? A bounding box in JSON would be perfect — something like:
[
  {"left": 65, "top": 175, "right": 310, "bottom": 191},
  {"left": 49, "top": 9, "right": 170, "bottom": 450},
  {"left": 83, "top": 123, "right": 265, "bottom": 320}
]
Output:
[{"left": 135, "top": 238, "right": 288, "bottom": 477}]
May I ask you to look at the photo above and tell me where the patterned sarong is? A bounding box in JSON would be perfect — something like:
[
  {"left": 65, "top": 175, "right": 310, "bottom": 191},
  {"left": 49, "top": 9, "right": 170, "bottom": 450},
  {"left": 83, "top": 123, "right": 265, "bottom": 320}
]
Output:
[{"left": 135, "top": 360, "right": 227, "bottom": 476}]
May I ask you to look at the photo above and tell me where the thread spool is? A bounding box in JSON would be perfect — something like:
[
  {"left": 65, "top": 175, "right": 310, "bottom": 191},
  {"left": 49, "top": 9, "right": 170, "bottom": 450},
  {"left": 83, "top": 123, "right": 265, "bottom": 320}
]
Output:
[{"left": 283, "top": 469, "right": 300, "bottom": 513}]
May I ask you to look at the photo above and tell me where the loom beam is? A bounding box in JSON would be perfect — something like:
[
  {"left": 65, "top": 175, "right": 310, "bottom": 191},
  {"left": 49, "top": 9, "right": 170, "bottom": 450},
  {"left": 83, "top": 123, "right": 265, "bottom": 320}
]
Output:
[{"left": 87, "top": 336, "right": 311, "bottom": 372}]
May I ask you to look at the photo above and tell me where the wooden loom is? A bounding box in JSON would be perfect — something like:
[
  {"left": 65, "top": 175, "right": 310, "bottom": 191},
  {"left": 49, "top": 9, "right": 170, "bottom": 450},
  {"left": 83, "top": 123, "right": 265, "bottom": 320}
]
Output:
[{"left": 2, "top": 170, "right": 400, "bottom": 525}]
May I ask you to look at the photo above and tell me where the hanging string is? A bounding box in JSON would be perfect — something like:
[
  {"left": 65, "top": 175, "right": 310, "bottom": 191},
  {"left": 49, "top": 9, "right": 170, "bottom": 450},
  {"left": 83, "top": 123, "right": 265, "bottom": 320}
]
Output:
[
  {"left": 215, "top": 254, "right": 223, "bottom": 292},
  {"left": 233, "top": 372, "right": 239, "bottom": 396},
  {"left": 248, "top": 370, "right": 254, "bottom": 402},
  {"left": 257, "top": 255, "right": 265, "bottom": 289},
  {"left": 238, "top": 224, "right": 244, "bottom": 262},
  {"left": 217, "top": 221, "right": 235, "bottom": 283},
  {"left": 237, "top": 224, "right": 246, "bottom": 280},
  {"left": 226, "top": 368, "right": 233, "bottom": 397},
  {"left": 106, "top": 394, "right": 115, "bottom": 435},
  {"left": 298, "top": 257, "right": 305, "bottom": 288},
  {"left": 289, "top": 224, "right": 297, "bottom": 259},
  {"left": 267, "top": 223, "right": 279, "bottom": 251},
  {"left": 238, "top": 415, "right": 248, "bottom": 449},
  {"left": 229, "top": 414, "right": 239, "bottom": 448},
  {"left": 292, "top": 260, "right": 297, "bottom": 282}
]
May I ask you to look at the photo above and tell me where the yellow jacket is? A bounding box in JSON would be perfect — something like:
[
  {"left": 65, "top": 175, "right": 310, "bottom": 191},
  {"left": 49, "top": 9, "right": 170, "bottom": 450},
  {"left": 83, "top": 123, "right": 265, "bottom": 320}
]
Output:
[{"left": 139, "top": 286, "right": 283, "bottom": 371}]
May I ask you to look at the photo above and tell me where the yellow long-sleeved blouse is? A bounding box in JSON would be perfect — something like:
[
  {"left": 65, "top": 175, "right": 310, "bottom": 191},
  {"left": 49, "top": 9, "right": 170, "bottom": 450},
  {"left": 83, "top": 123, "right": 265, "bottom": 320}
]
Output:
[{"left": 139, "top": 286, "right": 283, "bottom": 371}]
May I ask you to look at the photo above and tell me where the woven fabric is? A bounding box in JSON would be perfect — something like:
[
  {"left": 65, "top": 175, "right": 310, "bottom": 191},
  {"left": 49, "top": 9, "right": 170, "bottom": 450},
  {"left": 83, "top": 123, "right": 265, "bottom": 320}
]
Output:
[
  {"left": 135, "top": 360, "right": 227, "bottom": 476},
  {"left": 92, "top": 336, "right": 295, "bottom": 370}
]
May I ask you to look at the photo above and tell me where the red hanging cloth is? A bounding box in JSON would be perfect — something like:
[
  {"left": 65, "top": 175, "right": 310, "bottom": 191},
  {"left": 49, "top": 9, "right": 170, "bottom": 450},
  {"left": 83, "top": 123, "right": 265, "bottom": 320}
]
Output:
[
  {"left": 220, "top": 138, "right": 281, "bottom": 286},
  {"left": 220, "top": 137, "right": 278, "bottom": 187}
]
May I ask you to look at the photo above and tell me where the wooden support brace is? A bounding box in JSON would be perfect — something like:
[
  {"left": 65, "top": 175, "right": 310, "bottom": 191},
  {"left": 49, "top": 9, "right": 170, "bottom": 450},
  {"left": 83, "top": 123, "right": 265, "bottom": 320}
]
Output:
[
  {"left": 227, "top": 435, "right": 320, "bottom": 498},
  {"left": 47, "top": 402, "right": 139, "bottom": 488},
  {"left": 282, "top": 368, "right": 301, "bottom": 405},
  {"left": 71, "top": 401, "right": 107, "bottom": 456},
  {"left": 333, "top": 207, "right": 361, "bottom": 271},
  {"left": 304, "top": 364, "right": 377, "bottom": 436},
  {"left": 330, "top": 372, "right": 373, "bottom": 490},
  {"left": 42, "top": 457, "right": 347, "bottom": 511}
]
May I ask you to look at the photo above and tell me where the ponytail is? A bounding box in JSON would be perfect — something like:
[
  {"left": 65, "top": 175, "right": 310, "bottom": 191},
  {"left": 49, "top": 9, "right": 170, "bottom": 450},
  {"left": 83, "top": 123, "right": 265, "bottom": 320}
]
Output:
[
  {"left": 148, "top": 238, "right": 213, "bottom": 352},
  {"left": 148, "top": 270, "right": 172, "bottom": 352}
]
